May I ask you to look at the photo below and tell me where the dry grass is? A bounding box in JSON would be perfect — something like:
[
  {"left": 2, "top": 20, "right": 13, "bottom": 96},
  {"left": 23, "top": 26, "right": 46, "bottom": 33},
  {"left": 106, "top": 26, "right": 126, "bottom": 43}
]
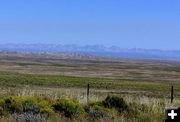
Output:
[
  {"left": 0, "top": 90, "right": 179, "bottom": 122},
  {"left": 0, "top": 52, "right": 180, "bottom": 83},
  {"left": 0, "top": 52, "right": 180, "bottom": 121}
]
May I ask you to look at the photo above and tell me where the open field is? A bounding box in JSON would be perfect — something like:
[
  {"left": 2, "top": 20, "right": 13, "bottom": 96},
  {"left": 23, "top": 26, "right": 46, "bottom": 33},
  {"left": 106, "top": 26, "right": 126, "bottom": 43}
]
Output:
[
  {"left": 0, "top": 52, "right": 180, "bottom": 121},
  {"left": 1, "top": 52, "right": 180, "bottom": 83}
]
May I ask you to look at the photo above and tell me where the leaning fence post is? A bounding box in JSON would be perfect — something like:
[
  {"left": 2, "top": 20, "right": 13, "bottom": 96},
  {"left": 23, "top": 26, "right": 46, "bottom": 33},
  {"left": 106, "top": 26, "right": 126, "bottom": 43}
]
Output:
[
  {"left": 171, "top": 85, "right": 174, "bottom": 103},
  {"left": 87, "top": 83, "right": 90, "bottom": 104}
]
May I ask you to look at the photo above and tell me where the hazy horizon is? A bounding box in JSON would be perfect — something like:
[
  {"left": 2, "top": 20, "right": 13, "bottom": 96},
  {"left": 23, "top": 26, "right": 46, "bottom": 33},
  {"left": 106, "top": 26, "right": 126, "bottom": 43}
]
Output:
[{"left": 1, "top": 43, "right": 180, "bottom": 51}]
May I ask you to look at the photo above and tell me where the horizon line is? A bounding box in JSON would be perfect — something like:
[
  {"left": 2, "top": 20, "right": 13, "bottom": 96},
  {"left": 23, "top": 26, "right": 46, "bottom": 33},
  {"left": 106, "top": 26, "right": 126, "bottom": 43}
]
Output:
[{"left": 0, "top": 43, "right": 179, "bottom": 52}]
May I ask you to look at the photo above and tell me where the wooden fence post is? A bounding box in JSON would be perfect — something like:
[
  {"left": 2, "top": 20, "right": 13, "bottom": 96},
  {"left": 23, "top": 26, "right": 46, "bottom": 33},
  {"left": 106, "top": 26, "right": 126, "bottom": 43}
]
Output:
[
  {"left": 87, "top": 83, "right": 90, "bottom": 104},
  {"left": 171, "top": 85, "right": 174, "bottom": 103}
]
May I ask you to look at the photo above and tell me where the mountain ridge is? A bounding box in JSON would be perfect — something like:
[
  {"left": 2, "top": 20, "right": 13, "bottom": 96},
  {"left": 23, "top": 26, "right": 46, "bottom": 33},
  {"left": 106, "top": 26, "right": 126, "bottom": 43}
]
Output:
[{"left": 0, "top": 44, "right": 180, "bottom": 61}]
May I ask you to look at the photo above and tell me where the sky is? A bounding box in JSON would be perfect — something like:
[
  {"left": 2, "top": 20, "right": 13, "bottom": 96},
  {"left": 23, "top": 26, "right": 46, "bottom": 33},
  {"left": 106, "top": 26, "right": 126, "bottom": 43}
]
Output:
[{"left": 0, "top": 0, "right": 180, "bottom": 50}]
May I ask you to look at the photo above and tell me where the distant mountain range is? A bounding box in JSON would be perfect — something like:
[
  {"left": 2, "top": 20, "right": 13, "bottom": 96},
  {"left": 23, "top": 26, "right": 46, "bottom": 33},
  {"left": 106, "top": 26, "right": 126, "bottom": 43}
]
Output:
[{"left": 0, "top": 44, "right": 180, "bottom": 61}]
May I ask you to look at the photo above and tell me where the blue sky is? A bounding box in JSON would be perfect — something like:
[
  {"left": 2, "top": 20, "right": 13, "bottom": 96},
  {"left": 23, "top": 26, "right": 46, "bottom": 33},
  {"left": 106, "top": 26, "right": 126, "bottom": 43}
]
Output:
[{"left": 0, "top": 0, "right": 180, "bottom": 50}]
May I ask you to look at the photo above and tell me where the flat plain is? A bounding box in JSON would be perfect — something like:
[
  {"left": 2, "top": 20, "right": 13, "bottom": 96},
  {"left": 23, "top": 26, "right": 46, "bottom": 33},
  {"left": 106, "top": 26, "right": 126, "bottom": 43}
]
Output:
[{"left": 0, "top": 52, "right": 180, "bottom": 121}]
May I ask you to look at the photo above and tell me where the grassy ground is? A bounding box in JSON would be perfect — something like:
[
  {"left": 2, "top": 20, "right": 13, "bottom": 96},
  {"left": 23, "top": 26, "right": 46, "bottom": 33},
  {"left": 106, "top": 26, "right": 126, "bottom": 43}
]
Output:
[
  {"left": 0, "top": 72, "right": 180, "bottom": 98},
  {"left": 0, "top": 72, "right": 179, "bottom": 122},
  {"left": 0, "top": 94, "right": 179, "bottom": 122},
  {"left": 0, "top": 52, "right": 180, "bottom": 121}
]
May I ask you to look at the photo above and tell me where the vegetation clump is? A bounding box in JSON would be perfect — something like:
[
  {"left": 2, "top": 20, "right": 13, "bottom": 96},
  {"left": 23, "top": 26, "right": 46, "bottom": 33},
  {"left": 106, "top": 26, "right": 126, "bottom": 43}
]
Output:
[
  {"left": 0, "top": 95, "right": 167, "bottom": 122},
  {"left": 52, "top": 98, "right": 85, "bottom": 118},
  {"left": 87, "top": 95, "right": 128, "bottom": 119},
  {"left": 88, "top": 105, "right": 112, "bottom": 119},
  {"left": 0, "top": 96, "right": 53, "bottom": 121},
  {"left": 102, "top": 95, "right": 128, "bottom": 112}
]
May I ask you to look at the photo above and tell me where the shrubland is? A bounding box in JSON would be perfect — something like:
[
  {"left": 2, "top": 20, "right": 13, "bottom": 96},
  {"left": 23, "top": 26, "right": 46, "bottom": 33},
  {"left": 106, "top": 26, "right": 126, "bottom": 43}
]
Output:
[{"left": 0, "top": 95, "right": 176, "bottom": 122}]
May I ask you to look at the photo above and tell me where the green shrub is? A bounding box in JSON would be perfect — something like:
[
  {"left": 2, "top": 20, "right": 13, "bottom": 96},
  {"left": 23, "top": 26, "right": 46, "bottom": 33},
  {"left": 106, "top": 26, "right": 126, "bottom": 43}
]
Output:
[
  {"left": 0, "top": 99, "right": 5, "bottom": 106},
  {"left": 89, "top": 101, "right": 104, "bottom": 107},
  {"left": 38, "top": 100, "right": 53, "bottom": 114},
  {"left": 0, "top": 96, "right": 53, "bottom": 115},
  {"left": 89, "top": 105, "right": 112, "bottom": 119},
  {"left": 2, "top": 96, "right": 23, "bottom": 113},
  {"left": 102, "top": 95, "right": 128, "bottom": 112},
  {"left": 40, "top": 106, "right": 53, "bottom": 114},
  {"left": 87, "top": 96, "right": 128, "bottom": 119},
  {"left": 21, "top": 97, "right": 53, "bottom": 115},
  {"left": 52, "top": 99, "right": 85, "bottom": 118}
]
